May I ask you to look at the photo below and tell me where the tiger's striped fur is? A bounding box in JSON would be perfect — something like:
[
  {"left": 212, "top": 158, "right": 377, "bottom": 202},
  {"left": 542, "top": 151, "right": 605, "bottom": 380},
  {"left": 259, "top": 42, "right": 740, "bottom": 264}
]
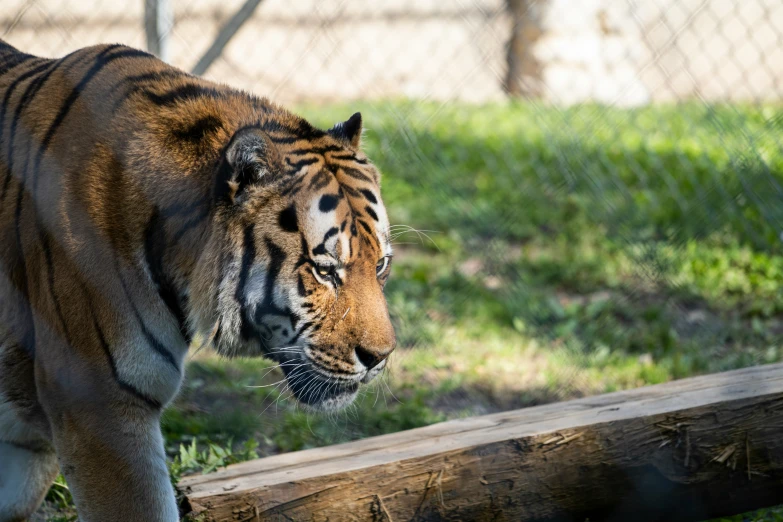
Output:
[{"left": 0, "top": 41, "right": 395, "bottom": 521}]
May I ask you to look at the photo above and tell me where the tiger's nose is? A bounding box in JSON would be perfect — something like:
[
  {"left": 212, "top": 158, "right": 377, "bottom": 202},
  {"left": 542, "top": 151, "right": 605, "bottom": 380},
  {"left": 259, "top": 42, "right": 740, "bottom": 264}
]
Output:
[{"left": 354, "top": 345, "right": 393, "bottom": 370}]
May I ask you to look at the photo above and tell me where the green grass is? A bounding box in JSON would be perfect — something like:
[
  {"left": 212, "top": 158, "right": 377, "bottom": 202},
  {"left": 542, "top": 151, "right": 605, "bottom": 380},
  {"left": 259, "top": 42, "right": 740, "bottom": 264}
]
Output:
[{"left": 38, "top": 100, "right": 783, "bottom": 520}]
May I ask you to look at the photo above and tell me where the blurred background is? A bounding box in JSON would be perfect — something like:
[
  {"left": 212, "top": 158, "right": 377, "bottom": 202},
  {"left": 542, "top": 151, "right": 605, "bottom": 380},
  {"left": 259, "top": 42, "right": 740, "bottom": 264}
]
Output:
[{"left": 5, "top": 1, "right": 783, "bottom": 520}]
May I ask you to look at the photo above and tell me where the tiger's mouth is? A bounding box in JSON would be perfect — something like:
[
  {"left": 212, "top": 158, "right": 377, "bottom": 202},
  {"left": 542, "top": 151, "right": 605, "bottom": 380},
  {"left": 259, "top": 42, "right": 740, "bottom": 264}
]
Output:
[{"left": 280, "top": 361, "right": 361, "bottom": 412}]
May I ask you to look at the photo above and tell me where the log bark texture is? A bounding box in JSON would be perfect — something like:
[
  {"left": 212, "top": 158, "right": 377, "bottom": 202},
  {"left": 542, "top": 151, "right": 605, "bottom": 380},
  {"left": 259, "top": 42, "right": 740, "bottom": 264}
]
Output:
[{"left": 180, "top": 363, "right": 783, "bottom": 521}]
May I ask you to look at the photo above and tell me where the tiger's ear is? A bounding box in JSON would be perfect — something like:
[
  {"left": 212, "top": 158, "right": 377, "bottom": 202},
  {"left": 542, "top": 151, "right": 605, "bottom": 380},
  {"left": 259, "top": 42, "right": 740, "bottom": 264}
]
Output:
[
  {"left": 328, "top": 112, "right": 362, "bottom": 149},
  {"left": 217, "top": 127, "right": 280, "bottom": 203}
]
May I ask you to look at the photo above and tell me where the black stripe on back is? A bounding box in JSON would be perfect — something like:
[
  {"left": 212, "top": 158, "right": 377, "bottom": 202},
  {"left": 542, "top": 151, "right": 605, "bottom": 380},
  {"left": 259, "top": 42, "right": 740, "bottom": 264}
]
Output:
[
  {"left": 32, "top": 47, "right": 150, "bottom": 191},
  {"left": 21, "top": 47, "right": 164, "bottom": 365},
  {"left": 0, "top": 59, "right": 60, "bottom": 202},
  {"left": 109, "top": 69, "right": 185, "bottom": 112},
  {"left": 4, "top": 55, "right": 78, "bottom": 326},
  {"left": 144, "top": 83, "right": 224, "bottom": 107},
  {"left": 172, "top": 115, "right": 224, "bottom": 143},
  {"left": 114, "top": 69, "right": 185, "bottom": 89},
  {"left": 0, "top": 51, "right": 35, "bottom": 77},
  {"left": 0, "top": 40, "right": 19, "bottom": 54}
]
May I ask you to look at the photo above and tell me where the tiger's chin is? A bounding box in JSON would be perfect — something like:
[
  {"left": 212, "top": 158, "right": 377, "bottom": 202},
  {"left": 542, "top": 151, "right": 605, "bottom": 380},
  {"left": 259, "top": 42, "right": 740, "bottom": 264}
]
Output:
[
  {"left": 284, "top": 369, "right": 361, "bottom": 413},
  {"left": 299, "top": 385, "right": 360, "bottom": 413},
  {"left": 207, "top": 333, "right": 360, "bottom": 411}
]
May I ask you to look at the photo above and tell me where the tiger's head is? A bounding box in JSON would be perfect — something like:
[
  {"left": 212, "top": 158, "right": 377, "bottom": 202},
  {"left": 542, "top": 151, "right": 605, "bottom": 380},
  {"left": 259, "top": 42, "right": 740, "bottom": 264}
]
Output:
[{"left": 192, "top": 112, "right": 395, "bottom": 412}]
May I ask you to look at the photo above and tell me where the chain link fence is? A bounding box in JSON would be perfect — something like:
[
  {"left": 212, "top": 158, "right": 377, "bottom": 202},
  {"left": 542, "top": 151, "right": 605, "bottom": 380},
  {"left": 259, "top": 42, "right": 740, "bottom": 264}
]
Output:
[
  {"left": 6, "top": 0, "right": 783, "bottom": 475},
  {"left": 6, "top": 0, "right": 783, "bottom": 103}
]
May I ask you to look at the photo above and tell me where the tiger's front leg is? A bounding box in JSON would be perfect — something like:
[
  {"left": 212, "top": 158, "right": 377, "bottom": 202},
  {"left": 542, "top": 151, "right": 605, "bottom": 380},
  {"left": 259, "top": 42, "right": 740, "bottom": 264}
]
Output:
[{"left": 36, "top": 341, "right": 181, "bottom": 522}]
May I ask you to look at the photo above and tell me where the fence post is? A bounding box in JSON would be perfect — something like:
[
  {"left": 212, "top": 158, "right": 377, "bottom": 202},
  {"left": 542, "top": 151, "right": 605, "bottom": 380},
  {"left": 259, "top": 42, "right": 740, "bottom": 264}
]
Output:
[
  {"left": 191, "top": 0, "right": 265, "bottom": 76},
  {"left": 144, "top": 0, "right": 173, "bottom": 62},
  {"left": 504, "top": 0, "right": 543, "bottom": 97}
]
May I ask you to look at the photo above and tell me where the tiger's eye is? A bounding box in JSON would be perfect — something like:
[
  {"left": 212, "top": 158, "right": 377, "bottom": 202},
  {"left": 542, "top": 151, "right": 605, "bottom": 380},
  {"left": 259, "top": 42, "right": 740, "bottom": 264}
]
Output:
[{"left": 376, "top": 256, "right": 390, "bottom": 276}]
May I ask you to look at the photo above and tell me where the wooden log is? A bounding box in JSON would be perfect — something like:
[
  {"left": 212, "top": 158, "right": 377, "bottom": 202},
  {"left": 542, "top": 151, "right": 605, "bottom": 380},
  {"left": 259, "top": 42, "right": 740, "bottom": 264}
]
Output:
[{"left": 180, "top": 363, "right": 783, "bottom": 521}]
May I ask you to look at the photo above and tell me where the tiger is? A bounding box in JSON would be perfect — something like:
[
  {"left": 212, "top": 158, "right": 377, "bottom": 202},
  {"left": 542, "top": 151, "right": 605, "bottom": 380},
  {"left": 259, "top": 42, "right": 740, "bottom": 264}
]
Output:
[{"left": 0, "top": 40, "right": 396, "bottom": 522}]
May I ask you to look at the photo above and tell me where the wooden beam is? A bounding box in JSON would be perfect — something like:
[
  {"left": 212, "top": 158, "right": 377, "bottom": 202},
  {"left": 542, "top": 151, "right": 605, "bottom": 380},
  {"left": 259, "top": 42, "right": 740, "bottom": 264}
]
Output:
[
  {"left": 180, "top": 363, "right": 783, "bottom": 521},
  {"left": 190, "top": 0, "right": 265, "bottom": 76}
]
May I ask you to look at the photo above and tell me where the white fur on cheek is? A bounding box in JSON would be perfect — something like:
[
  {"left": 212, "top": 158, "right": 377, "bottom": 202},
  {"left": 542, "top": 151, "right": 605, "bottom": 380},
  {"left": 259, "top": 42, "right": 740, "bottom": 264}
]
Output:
[
  {"left": 340, "top": 230, "right": 351, "bottom": 262},
  {"left": 215, "top": 256, "right": 244, "bottom": 353},
  {"left": 374, "top": 200, "right": 393, "bottom": 256}
]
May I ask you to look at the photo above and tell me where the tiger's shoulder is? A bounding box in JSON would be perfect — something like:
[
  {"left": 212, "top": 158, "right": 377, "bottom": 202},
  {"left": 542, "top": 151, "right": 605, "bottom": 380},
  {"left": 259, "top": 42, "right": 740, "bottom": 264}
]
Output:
[{"left": 0, "top": 40, "right": 306, "bottom": 160}]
